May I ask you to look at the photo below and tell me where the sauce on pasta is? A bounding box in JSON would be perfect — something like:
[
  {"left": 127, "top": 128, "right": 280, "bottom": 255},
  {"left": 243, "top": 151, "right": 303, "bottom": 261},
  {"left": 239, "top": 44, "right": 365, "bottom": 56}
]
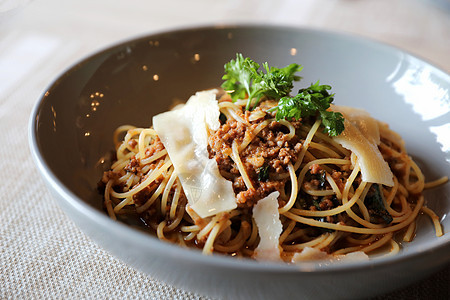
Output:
[{"left": 99, "top": 89, "right": 446, "bottom": 262}]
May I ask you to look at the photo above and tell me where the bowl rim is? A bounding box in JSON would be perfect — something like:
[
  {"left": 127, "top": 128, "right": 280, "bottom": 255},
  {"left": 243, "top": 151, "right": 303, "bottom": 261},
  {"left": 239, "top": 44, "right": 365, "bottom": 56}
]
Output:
[{"left": 28, "top": 23, "right": 450, "bottom": 274}]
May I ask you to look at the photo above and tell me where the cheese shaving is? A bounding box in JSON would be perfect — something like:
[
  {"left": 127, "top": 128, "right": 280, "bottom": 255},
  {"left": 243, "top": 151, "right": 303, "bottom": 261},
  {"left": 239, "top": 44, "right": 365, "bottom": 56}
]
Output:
[
  {"left": 332, "top": 105, "right": 394, "bottom": 186},
  {"left": 153, "top": 90, "right": 237, "bottom": 218},
  {"left": 252, "top": 192, "right": 282, "bottom": 261}
]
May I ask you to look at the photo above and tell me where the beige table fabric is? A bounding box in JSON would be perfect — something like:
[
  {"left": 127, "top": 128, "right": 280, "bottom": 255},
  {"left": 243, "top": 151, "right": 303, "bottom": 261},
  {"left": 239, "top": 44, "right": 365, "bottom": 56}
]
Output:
[{"left": 1, "top": 0, "right": 449, "bottom": 299}]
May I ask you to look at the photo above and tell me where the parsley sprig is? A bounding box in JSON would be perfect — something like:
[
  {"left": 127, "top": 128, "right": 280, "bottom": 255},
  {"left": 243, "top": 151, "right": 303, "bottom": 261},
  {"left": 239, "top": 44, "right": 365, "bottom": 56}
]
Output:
[
  {"left": 270, "top": 81, "right": 345, "bottom": 136},
  {"left": 221, "top": 54, "right": 345, "bottom": 136},
  {"left": 222, "top": 54, "right": 302, "bottom": 110}
]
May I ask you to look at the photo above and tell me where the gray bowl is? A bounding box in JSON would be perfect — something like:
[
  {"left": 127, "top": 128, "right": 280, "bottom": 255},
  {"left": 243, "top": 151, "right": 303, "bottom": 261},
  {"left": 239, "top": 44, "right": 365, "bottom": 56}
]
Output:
[{"left": 29, "top": 25, "right": 450, "bottom": 299}]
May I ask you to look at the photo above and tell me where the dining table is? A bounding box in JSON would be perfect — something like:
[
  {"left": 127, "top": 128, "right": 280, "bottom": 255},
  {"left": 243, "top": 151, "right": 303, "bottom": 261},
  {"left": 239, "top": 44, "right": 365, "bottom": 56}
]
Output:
[{"left": 1, "top": 0, "right": 449, "bottom": 299}]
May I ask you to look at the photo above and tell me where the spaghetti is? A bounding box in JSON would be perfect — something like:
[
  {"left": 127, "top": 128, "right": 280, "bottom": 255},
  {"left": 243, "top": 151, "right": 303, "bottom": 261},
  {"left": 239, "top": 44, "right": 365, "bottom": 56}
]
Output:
[{"left": 100, "top": 92, "right": 447, "bottom": 262}]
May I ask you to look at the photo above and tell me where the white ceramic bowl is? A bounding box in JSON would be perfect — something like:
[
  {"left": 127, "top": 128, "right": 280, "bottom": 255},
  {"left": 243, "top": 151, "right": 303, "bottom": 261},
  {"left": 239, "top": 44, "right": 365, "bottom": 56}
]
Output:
[{"left": 29, "top": 25, "right": 450, "bottom": 299}]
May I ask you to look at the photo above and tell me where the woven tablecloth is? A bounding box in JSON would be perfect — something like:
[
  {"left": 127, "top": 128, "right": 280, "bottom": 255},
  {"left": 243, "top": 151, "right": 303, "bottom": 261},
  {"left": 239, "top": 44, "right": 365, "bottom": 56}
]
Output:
[{"left": 1, "top": 0, "right": 449, "bottom": 299}]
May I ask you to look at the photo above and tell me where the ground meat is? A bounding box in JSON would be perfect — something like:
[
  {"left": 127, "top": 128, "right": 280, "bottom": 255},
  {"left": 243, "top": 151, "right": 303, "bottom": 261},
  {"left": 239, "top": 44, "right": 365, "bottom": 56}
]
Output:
[
  {"left": 124, "top": 137, "right": 165, "bottom": 174},
  {"left": 128, "top": 139, "right": 137, "bottom": 149},
  {"left": 232, "top": 176, "right": 246, "bottom": 191},
  {"left": 331, "top": 170, "right": 346, "bottom": 192},
  {"left": 101, "top": 170, "right": 120, "bottom": 184},
  {"left": 319, "top": 198, "right": 334, "bottom": 211},
  {"left": 208, "top": 104, "right": 303, "bottom": 207},
  {"left": 303, "top": 181, "right": 317, "bottom": 191},
  {"left": 125, "top": 156, "right": 141, "bottom": 173},
  {"left": 235, "top": 180, "right": 285, "bottom": 207},
  {"left": 309, "top": 164, "right": 322, "bottom": 175},
  {"left": 145, "top": 136, "right": 165, "bottom": 158}
]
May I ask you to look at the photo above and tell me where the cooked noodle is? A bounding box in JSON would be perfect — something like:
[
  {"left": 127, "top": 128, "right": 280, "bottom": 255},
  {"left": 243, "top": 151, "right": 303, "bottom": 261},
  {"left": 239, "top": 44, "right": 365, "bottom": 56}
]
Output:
[{"left": 100, "top": 92, "right": 447, "bottom": 262}]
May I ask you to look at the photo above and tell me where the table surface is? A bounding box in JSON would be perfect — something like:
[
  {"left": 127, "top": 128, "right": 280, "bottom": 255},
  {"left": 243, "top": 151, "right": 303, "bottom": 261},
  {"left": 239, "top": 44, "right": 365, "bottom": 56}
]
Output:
[{"left": 1, "top": 0, "right": 449, "bottom": 299}]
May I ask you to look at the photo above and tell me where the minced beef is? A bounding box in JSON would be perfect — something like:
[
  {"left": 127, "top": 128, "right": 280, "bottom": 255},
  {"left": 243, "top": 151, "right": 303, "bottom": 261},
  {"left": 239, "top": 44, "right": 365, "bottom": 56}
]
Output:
[
  {"left": 208, "top": 104, "right": 303, "bottom": 207},
  {"left": 145, "top": 136, "right": 165, "bottom": 157}
]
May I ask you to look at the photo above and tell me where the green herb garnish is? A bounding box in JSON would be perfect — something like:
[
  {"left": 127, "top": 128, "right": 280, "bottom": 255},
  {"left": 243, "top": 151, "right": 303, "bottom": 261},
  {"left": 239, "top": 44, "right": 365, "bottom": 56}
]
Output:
[
  {"left": 257, "top": 164, "right": 270, "bottom": 182},
  {"left": 270, "top": 81, "right": 344, "bottom": 136},
  {"left": 365, "top": 184, "right": 393, "bottom": 224},
  {"left": 221, "top": 54, "right": 345, "bottom": 137},
  {"left": 222, "top": 54, "right": 302, "bottom": 110}
]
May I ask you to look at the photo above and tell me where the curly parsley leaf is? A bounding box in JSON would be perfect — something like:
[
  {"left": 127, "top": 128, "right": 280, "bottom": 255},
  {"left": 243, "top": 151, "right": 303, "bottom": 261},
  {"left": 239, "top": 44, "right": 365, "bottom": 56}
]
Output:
[
  {"left": 222, "top": 54, "right": 259, "bottom": 103},
  {"left": 269, "top": 81, "right": 345, "bottom": 136},
  {"left": 258, "top": 62, "right": 302, "bottom": 100},
  {"left": 320, "top": 110, "right": 345, "bottom": 137},
  {"left": 222, "top": 54, "right": 345, "bottom": 136},
  {"left": 221, "top": 54, "right": 302, "bottom": 110}
]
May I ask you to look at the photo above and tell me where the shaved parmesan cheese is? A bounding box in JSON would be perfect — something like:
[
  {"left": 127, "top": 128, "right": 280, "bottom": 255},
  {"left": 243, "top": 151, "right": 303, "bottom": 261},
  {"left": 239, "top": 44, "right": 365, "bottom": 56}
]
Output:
[
  {"left": 153, "top": 90, "right": 237, "bottom": 218},
  {"left": 292, "top": 247, "right": 328, "bottom": 261},
  {"left": 332, "top": 105, "right": 380, "bottom": 145},
  {"left": 338, "top": 251, "right": 370, "bottom": 262},
  {"left": 291, "top": 247, "right": 369, "bottom": 263},
  {"left": 252, "top": 192, "right": 282, "bottom": 262},
  {"left": 331, "top": 105, "right": 394, "bottom": 186}
]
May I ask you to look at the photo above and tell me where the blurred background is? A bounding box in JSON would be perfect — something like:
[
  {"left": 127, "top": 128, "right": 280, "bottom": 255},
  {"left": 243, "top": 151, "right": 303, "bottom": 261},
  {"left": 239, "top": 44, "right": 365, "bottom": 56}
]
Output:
[
  {"left": 1, "top": 0, "right": 449, "bottom": 98},
  {"left": 0, "top": 0, "right": 449, "bottom": 299}
]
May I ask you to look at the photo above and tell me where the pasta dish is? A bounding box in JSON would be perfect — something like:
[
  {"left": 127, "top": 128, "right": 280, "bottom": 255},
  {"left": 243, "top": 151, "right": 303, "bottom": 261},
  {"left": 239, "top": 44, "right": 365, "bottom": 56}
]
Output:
[{"left": 99, "top": 55, "right": 447, "bottom": 262}]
